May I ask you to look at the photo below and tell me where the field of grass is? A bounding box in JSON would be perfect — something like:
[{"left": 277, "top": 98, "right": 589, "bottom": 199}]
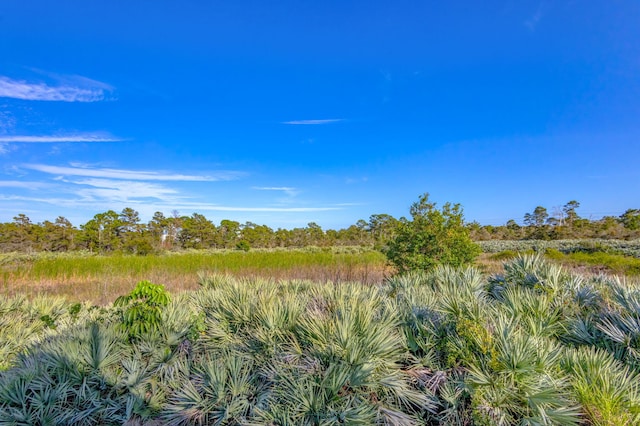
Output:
[
  {"left": 1, "top": 255, "right": 639, "bottom": 424},
  {"left": 4, "top": 242, "right": 640, "bottom": 305},
  {"left": 0, "top": 247, "right": 389, "bottom": 304}
]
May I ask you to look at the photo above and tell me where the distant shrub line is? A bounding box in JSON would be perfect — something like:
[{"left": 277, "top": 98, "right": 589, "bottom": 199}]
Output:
[{"left": 479, "top": 239, "right": 640, "bottom": 258}]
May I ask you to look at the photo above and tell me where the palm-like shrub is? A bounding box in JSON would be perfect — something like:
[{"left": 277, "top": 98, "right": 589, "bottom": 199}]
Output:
[
  {"left": 466, "top": 315, "right": 580, "bottom": 425},
  {"left": 0, "top": 322, "right": 130, "bottom": 425},
  {"left": 267, "top": 284, "right": 435, "bottom": 424},
  {"left": 162, "top": 353, "right": 263, "bottom": 425},
  {"left": 562, "top": 346, "right": 640, "bottom": 425},
  {"left": 0, "top": 295, "right": 99, "bottom": 371},
  {"left": 3, "top": 257, "right": 640, "bottom": 424}
]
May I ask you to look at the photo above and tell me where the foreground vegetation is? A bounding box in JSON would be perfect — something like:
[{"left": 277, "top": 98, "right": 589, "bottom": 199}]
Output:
[{"left": 1, "top": 255, "right": 639, "bottom": 424}]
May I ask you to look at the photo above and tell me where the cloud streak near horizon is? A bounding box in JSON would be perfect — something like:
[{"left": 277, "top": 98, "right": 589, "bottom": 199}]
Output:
[
  {"left": 0, "top": 194, "right": 343, "bottom": 213},
  {"left": 0, "top": 75, "right": 113, "bottom": 102},
  {"left": 252, "top": 186, "right": 300, "bottom": 197},
  {"left": 22, "top": 163, "right": 243, "bottom": 182}
]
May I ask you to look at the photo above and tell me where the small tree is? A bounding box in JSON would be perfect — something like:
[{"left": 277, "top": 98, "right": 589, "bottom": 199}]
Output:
[
  {"left": 620, "top": 209, "right": 640, "bottom": 230},
  {"left": 384, "top": 193, "right": 480, "bottom": 273},
  {"left": 114, "top": 280, "right": 170, "bottom": 338}
]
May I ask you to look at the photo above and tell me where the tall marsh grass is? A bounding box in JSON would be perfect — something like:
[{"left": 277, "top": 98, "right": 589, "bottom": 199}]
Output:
[{"left": 0, "top": 248, "right": 388, "bottom": 304}]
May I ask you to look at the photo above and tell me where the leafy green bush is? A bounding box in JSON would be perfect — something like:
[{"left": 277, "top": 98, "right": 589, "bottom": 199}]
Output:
[
  {"left": 235, "top": 240, "right": 250, "bottom": 251},
  {"left": 114, "top": 280, "right": 170, "bottom": 337},
  {"left": 384, "top": 193, "right": 480, "bottom": 273}
]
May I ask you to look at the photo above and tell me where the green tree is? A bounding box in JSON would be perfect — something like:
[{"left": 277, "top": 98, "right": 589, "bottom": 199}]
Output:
[
  {"left": 240, "top": 221, "right": 274, "bottom": 247},
  {"left": 39, "top": 216, "right": 77, "bottom": 251},
  {"left": 620, "top": 209, "right": 640, "bottom": 231},
  {"left": 368, "top": 213, "right": 399, "bottom": 248},
  {"left": 79, "top": 210, "right": 123, "bottom": 252},
  {"left": 148, "top": 211, "right": 169, "bottom": 250},
  {"left": 11, "top": 214, "right": 35, "bottom": 251},
  {"left": 524, "top": 206, "right": 549, "bottom": 227},
  {"left": 178, "top": 213, "right": 217, "bottom": 249},
  {"left": 305, "top": 222, "right": 325, "bottom": 246},
  {"left": 218, "top": 219, "right": 240, "bottom": 248},
  {"left": 524, "top": 206, "right": 550, "bottom": 239},
  {"left": 383, "top": 193, "right": 480, "bottom": 273},
  {"left": 563, "top": 200, "right": 581, "bottom": 225},
  {"left": 118, "top": 208, "right": 152, "bottom": 254}
]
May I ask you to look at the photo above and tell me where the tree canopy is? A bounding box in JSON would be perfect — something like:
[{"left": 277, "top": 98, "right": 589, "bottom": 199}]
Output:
[{"left": 383, "top": 194, "right": 480, "bottom": 273}]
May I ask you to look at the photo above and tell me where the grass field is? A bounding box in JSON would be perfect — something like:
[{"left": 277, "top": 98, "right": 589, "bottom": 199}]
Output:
[
  {"left": 0, "top": 247, "right": 389, "bottom": 304},
  {"left": 3, "top": 242, "right": 640, "bottom": 305}
]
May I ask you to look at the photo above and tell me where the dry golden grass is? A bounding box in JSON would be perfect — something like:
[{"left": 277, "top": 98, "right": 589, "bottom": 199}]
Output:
[
  {"left": 6, "top": 248, "right": 628, "bottom": 305},
  {"left": 1, "top": 249, "right": 391, "bottom": 305}
]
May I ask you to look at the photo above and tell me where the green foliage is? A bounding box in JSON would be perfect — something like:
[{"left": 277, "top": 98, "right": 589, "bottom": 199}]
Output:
[
  {"left": 4, "top": 259, "right": 640, "bottom": 424},
  {"left": 114, "top": 280, "right": 171, "bottom": 337},
  {"left": 384, "top": 193, "right": 480, "bottom": 273},
  {"left": 488, "top": 249, "right": 519, "bottom": 261},
  {"left": 235, "top": 239, "right": 251, "bottom": 251},
  {"left": 562, "top": 346, "right": 640, "bottom": 425},
  {"left": 621, "top": 209, "right": 640, "bottom": 231}
]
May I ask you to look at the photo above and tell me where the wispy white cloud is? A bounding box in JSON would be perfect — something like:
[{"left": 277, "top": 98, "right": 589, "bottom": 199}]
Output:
[
  {"left": 282, "top": 119, "right": 344, "bottom": 125},
  {"left": 72, "top": 178, "right": 180, "bottom": 203},
  {"left": 0, "top": 74, "right": 113, "bottom": 102},
  {"left": 345, "top": 177, "right": 369, "bottom": 184},
  {"left": 22, "top": 163, "right": 243, "bottom": 182},
  {"left": 0, "top": 195, "right": 343, "bottom": 213},
  {"left": 157, "top": 203, "right": 343, "bottom": 213},
  {"left": 252, "top": 186, "right": 300, "bottom": 197},
  {"left": 525, "top": 3, "right": 545, "bottom": 31},
  {"left": 0, "top": 110, "right": 16, "bottom": 133},
  {"left": 0, "top": 180, "right": 51, "bottom": 190},
  {"left": 0, "top": 134, "right": 123, "bottom": 143}
]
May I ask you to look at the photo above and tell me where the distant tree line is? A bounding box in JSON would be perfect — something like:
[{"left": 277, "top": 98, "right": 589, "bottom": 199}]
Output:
[
  {"left": 0, "top": 209, "right": 400, "bottom": 254},
  {"left": 0, "top": 201, "right": 638, "bottom": 254},
  {"left": 468, "top": 201, "right": 640, "bottom": 241}
]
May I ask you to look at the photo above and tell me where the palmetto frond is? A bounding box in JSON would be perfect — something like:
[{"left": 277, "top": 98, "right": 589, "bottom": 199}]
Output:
[
  {"left": 562, "top": 346, "right": 640, "bottom": 425},
  {"left": 161, "top": 352, "right": 261, "bottom": 425},
  {"left": 466, "top": 316, "right": 581, "bottom": 425}
]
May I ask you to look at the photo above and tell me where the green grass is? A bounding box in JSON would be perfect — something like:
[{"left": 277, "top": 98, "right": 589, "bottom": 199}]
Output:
[
  {"left": 0, "top": 248, "right": 389, "bottom": 304},
  {"left": 544, "top": 248, "right": 640, "bottom": 276}
]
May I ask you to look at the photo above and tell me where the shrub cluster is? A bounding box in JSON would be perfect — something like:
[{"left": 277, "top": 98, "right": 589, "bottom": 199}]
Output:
[{"left": 1, "top": 258, "right": 640, "bottom": 424}]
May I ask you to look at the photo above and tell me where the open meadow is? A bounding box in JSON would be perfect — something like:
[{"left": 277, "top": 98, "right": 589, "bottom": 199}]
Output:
[
  {"left": 0, "top": 247, "right": 389, "bottom": 305},
  {"left": 2, "top": 241, "right": 640, "bottom": 305}
]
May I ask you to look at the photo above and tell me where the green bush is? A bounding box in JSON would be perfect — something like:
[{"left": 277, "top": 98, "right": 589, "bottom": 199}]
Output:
[
  {"left": 384, "top": 193, "right": 480, "bottom": 273},
  {"left": 114, "top": 280, "right": 170, "bottom": 337},
  {"left": 235, "top": 240, "right": 251, "bottom": 251}
]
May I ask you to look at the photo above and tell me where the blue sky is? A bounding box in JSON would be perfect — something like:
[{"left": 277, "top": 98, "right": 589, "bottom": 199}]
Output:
[{"left": 0, "top": 1, "right": 638, "bottom": 229}]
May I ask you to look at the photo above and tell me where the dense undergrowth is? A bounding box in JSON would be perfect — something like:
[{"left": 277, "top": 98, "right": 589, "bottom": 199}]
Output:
[{"left": 1, "top": 255, "right": 640, "bottom": 424}]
